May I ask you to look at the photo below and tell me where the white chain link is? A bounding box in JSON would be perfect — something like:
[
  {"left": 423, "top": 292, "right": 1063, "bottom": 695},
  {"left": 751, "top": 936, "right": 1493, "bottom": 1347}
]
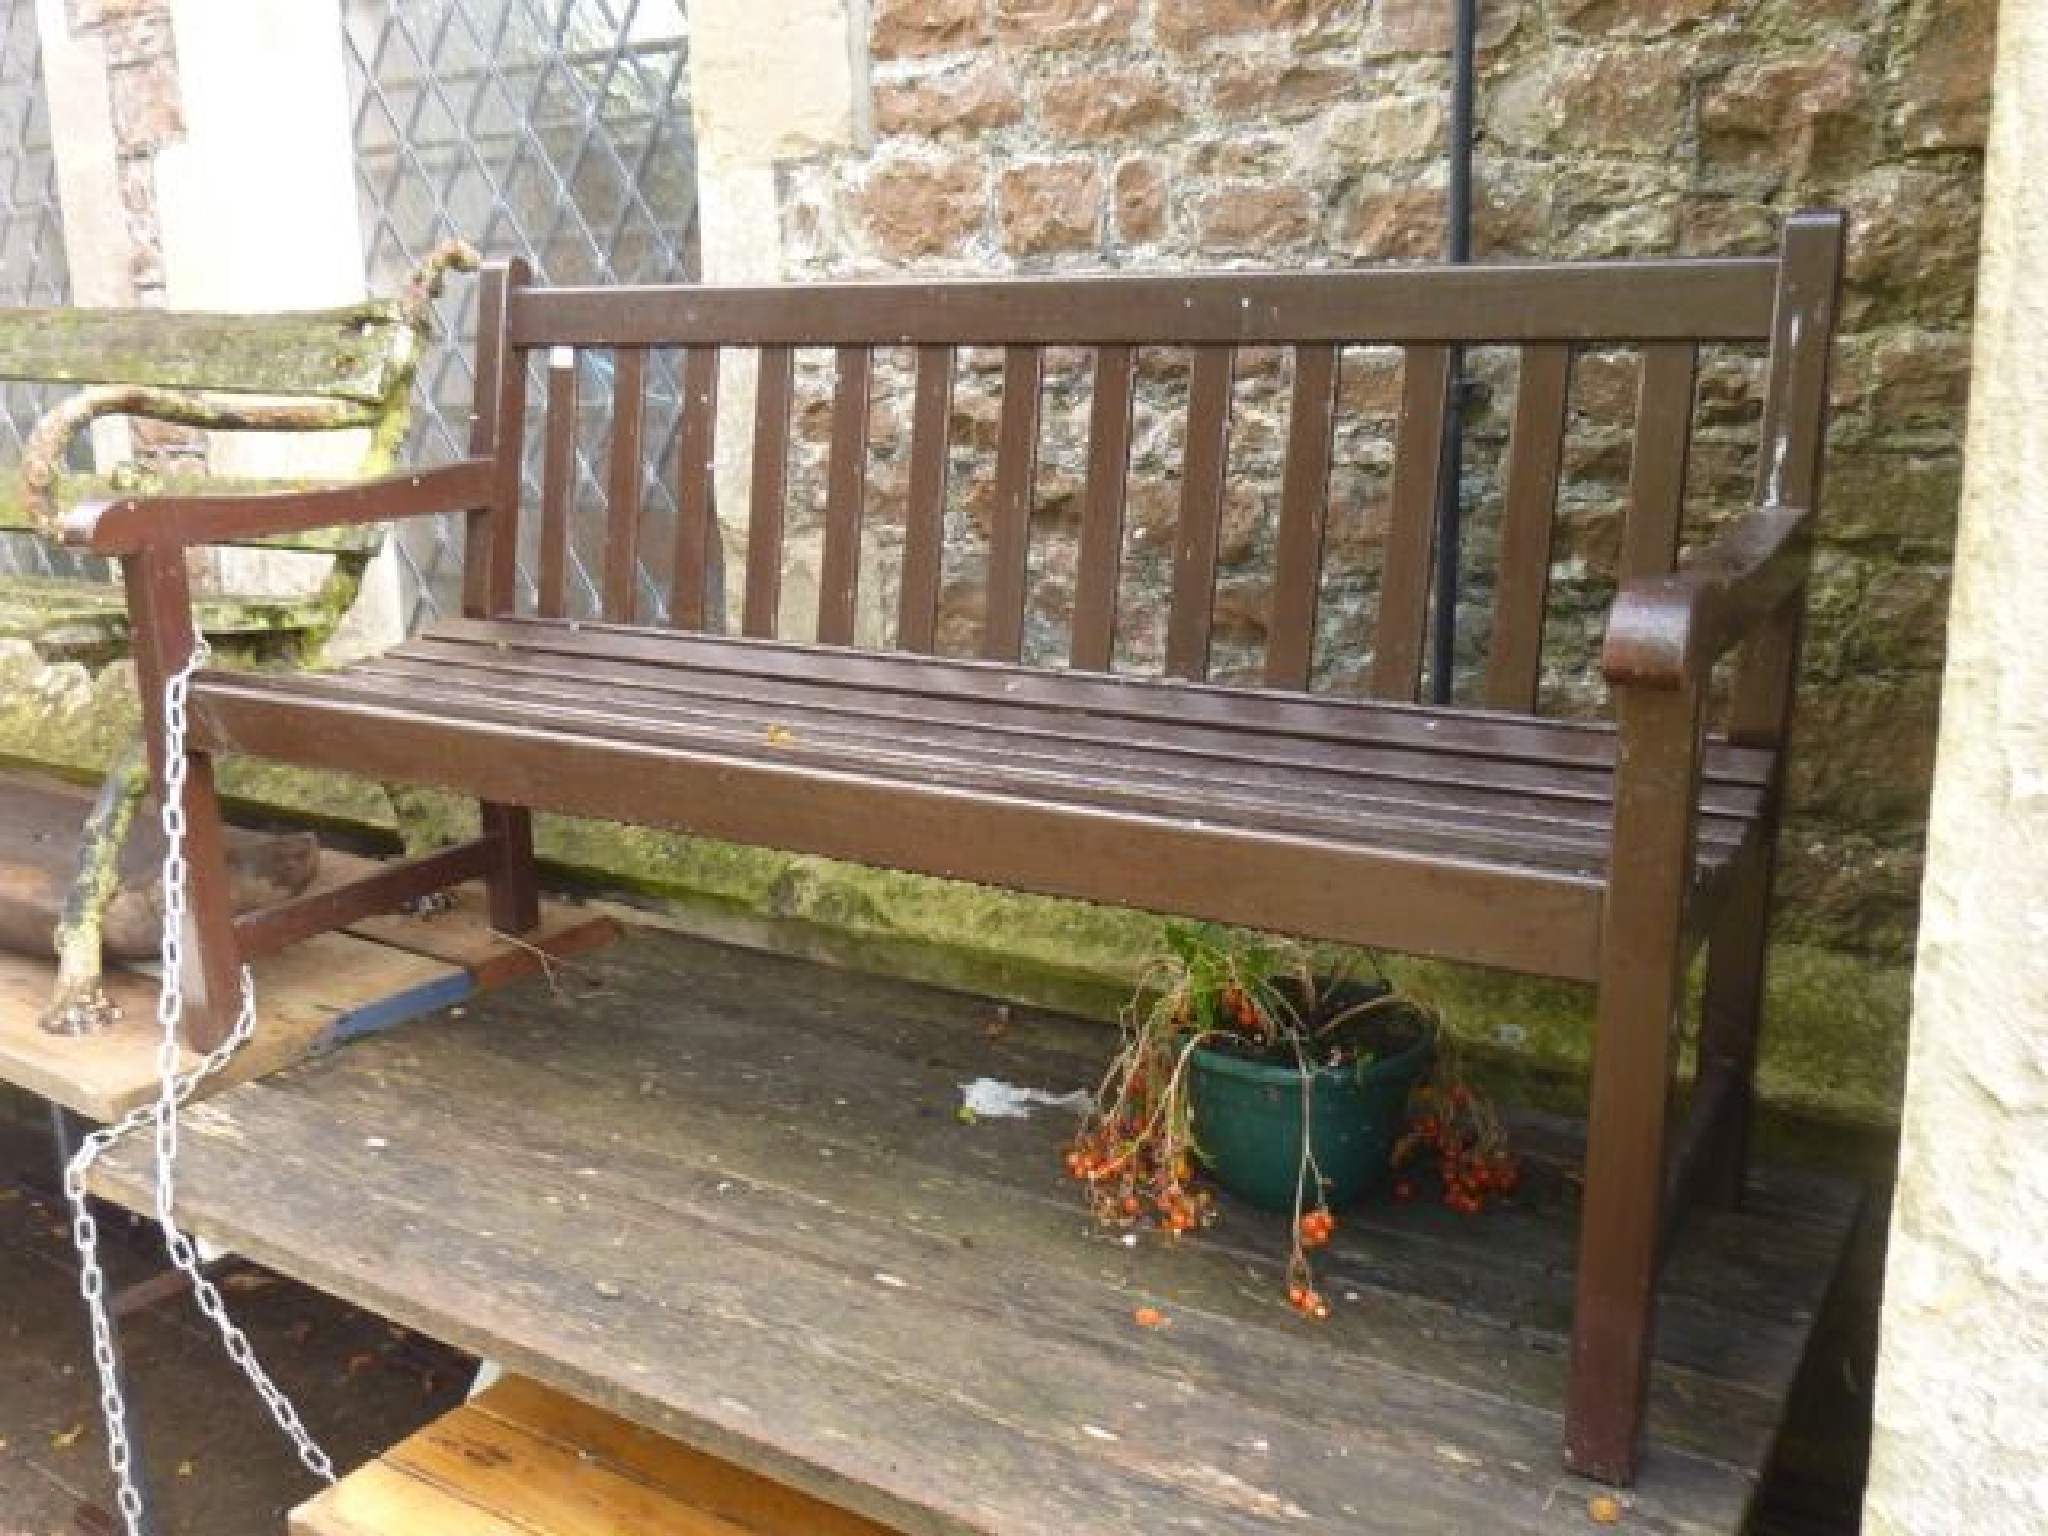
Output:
[{"left": 64, "top": 641, "right": 335, "bottom": 1534}]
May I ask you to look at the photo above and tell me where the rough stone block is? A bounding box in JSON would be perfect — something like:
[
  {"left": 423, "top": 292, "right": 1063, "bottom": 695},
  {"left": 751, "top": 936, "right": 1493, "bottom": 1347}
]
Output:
[
  {"left": 1553, "top": 0, "right": 1721, "bottom": 36},
  {"left": 1833, "top": 329, "right": 1973, "bottom": 438},
  {"left": 1365, "top": 0, "right": 1522, "bottom": 55},
  {"left": 1190, "top": 182, "right": 1315, "bottom": 256},
  {"left": 1112, "top": 157, "right": 1170, "bottom": 245},
  {"left": 1541, "top": 44, "right": 1690, "bottom": 155},
  {"left": 1211, "top": 60, "right": 1356, "bottom": 121},
  {"left": 1822, "top": 448, "right": 1962, "bottom": 553},
  {"left": 1319, "top": 96, "right": 1447, "bottom": 166},
  {"left": 871, "top": 0, "right": 987, "bottom": 59},
  {"left": 997, "top": 159, "right": 1105, "bottom": 255},
  {"left": 1680, "top": 198, "right": 1781, "bottom": 256},
  {"left": 1332, "top": 181, "right": 1448, "bottom": 261},
  {"left": 858, "top": 154, "right": 987, "bottom": 260},
  {"left": 1842, "top": 165, "right": 1984, "bottom": 327},
  {"left": 1700, "top": 41, "right": 1877, "bottom": 186},
  {"left": 1892, "top": 0, "right": 1995, "bottom": 150},
  {"left": 1155, "top": 0, "right": 1348, "bottom": 51},
  {"left": 993, "top": 0, "right": 1139, "bottom": 46},
  {"left": 1039, "top": 64, "right": 1183, "bottom": 139},
  {"left": 874, "top": 59, "right": 1025, "bottom": 138}
]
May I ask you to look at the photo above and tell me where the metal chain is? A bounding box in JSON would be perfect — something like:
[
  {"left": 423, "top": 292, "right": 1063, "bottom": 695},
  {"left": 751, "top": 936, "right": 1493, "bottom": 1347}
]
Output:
[{"left": 64, "top": 641, "right": 335, "bottom": 1535}]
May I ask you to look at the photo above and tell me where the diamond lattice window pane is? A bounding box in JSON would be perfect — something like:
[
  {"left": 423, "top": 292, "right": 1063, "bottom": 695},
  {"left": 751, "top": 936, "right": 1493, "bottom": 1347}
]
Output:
[
  {"left": 0, "top": 0, "right": 79, "bottom": 580},
  {"left": 342, "top": 0, "right": 700, "bottom": 630}
]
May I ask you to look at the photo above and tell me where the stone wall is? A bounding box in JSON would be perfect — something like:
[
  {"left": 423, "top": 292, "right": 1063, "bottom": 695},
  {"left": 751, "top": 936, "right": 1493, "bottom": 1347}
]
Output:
[{"left": 729, "top": 0, "right": 1992, "bottom": 966}]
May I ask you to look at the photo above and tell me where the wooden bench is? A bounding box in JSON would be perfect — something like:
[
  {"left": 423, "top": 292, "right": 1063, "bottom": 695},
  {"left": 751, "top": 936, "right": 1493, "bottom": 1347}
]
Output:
[
  {"left": 61, "top": 211, "right": 1846, "bottom": 1486},
  {"left": 0, "top": 242, "right": 474, "bottom": 1031}
]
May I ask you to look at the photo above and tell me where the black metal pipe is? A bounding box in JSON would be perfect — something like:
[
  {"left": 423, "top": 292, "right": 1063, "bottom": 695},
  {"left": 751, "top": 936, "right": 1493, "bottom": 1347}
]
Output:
[{"left": 1429, "top": 0, "right": 1478, "bottom": 704}]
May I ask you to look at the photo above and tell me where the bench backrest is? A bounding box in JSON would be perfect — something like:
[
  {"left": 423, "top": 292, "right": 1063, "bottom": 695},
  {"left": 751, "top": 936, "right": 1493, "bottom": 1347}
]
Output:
[{"left": 463, "top": 213, "right": 1840, "bottom": 717}]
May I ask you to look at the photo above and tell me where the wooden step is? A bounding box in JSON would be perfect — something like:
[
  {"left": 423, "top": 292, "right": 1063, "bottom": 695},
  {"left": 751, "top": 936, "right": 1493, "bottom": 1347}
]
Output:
[{"left": 291, "top": 1376, "right": 897, "bottom": 1536}]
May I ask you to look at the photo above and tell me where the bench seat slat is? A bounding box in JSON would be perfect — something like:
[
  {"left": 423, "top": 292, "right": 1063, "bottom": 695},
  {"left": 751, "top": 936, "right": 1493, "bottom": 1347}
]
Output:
[
  {"left": 426, "top": 615, "right": 1776, "bottom": 788},
  {"left": 363, "top": 634, "right": 1767, "bottom": 832},
  {"left": 331, "top": 651, "right": 1744, "bottom": 876},
  {"left": 190, "top": 625, "right": 1770, "bottom": 982},
  {"left": 192, "top": 667, "right": 1609, "bottom": 980},
  {"left": 290, "top": 664, "right": 1643, "bottom": 873}
]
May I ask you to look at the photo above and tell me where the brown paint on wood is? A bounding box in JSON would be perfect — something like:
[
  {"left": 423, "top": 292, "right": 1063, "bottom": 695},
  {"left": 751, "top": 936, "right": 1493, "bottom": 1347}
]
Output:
[
  {"left": 745, "top": 345, "right": 796, "bottom": 638},
  {"left": 506, "top": 261, "right": 1782, "bottom": 349},
  {"left": 537, "top": 349, "right": 580, "bottom": 619},
  {"left": 1486, "top": 344, "right": 1573, "bottom": 710},
  {"left": 1165, "top": 346, "right": 1235, "bottom": 681},
  {"left": 819, "top": 345, "right": 873, "bottom": 647},
  {"left": 1069, "top": 344, "right": 1134, "bottom": 672},
  {"left": 897, "top": 345, "right": 953, "bottom": 654},
  {"left": 602, "top": 347, "right": 648, "bottom": 622},
  {"left": 1372, "top": 345, "right": 1450, "bottom": 701},
  {"left": 470, "top": 260, "right": 531, "bottom": 619},
  {"left": 1265, "top": 343, "right": 1338, "bottom": 689},
  {"left": 982, "top": 348, "right": 1043, "bottom": 663},
  {"left": 1620, "top": 344, "right": 1699, "bottom": 584},
  {"left": 670, "top": 347, "right": 721, "bottom": 631}
]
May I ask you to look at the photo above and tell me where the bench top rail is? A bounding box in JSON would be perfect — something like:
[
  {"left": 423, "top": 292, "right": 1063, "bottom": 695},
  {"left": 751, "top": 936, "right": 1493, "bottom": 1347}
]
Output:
[{"left": 506, "top": 258, "right": 1784, "bottom": 349}]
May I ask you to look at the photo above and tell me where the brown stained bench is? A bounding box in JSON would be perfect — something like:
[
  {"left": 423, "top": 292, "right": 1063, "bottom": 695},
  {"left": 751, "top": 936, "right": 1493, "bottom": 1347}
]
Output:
[{"left": 61, "top": 211, "right": 1845, "bottom": 1486}]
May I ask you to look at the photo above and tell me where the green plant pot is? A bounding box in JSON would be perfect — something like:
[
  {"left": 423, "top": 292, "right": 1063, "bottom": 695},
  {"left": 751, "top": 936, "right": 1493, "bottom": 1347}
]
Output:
[{"left": 1188, "top": 1004, "right": 1436, "bottom": 1213}]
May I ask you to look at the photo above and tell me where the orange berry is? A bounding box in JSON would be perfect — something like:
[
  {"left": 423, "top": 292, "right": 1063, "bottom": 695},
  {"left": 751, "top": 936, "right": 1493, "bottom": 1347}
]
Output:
[{"left": 1133, "top": 1305, "right": 1169, "bottom": 1330}]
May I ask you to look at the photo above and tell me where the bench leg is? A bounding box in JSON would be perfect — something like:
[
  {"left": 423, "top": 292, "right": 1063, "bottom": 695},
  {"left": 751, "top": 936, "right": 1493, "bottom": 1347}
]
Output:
[
  {"left": 124, "top": 548, "right": 246, "bottom": 1055},
  {"left": 1565, "top": 685, "right": 1699, "bottom": 1485},
  {"left": 1695, "top": 850, "right": 1772, "bottom": 1208},
  {"left": 481, "top": 802, "right": 540, "bottom": 934},
  {"left": 164, "top": 753, "right": 247, "bottom": 1054}
]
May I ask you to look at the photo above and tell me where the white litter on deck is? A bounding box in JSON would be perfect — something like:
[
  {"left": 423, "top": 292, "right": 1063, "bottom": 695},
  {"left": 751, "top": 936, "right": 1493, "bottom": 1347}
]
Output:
[{"left": 958, "top": 1078, "right": 1093, "bottom": 1119}]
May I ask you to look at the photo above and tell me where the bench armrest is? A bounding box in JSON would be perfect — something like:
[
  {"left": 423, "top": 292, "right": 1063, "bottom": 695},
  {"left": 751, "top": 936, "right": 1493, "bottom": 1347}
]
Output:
[
  {"left": 60, "top": 458, "right": 498, "bottom": 557},
  {"left": 21, "top": 386, "right": 382, "bottom": 539},
  {"left": 1602, "top": 503, "right": 1814, "bottom": 692}
]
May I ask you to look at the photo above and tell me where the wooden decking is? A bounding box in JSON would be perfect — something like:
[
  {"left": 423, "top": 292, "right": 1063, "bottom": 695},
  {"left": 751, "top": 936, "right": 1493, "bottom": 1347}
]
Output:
[
  {"left": 90, "top": 928, "right": 1856, "bottom": 1535},
  {"left": 0, "top": 771, "right": 617, "bottom": 1121}
]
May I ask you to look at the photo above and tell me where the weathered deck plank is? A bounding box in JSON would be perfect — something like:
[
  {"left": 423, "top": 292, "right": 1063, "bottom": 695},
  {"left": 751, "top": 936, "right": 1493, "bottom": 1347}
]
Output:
[
  {"left": 0, "top": 768, "right": 616, "bottom": 1120},
  {"left": 91, "top": 929, "right": 1855, "bottom": 1535}
]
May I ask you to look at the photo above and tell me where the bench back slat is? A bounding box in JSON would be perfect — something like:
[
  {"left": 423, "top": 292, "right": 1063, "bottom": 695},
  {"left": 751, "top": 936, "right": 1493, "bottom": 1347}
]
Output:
[
  {"left": 602, "top": 346, "right": 647, "bottom": 623},
  {"left": 467, "top": 260, "right": 529, "bottom": 620},
  {"left": 819, "top": 345, "right": 874, "bottom": 647},
  {"left": 983, "top": 347, "right": 1044, "bottom": 662},
  {"left": 1070, "top": 344, "right": 1135, "bottom": 671},
  {"left": 744, "top": 344, "right": 796, "bottom": 638},
  {"left": 669, "top": 346, "right": 721, "bottom": 631},
  {"left": 1486, "top": 343, "right": 1574, "bottom": 711},
  {"left": 897, "top": 345, "right": 954, "bottom": 655},
  {"left": 1727, "top": 210, "right": 1845, "bottom": 745},
  {"left": 1265, "top": 342, "right": 1339, "bottom": 690},
  {"left": 1620, "top": 343, "right": 1699, "bottom": 583},
  {"left": 537, "top": 349, "right": 579, "bottom": 619},
  {"left": 1165, "top": 346, "right": 1236, "bottom": 682},
  {"left": 1371, "top": 345, "right": 1451, "bottom": 701}
]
